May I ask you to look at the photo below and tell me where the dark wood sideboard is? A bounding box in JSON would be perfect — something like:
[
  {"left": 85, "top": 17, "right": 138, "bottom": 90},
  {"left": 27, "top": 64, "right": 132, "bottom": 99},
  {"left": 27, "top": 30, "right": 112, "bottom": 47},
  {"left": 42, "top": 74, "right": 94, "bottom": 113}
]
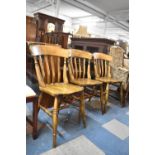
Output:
[{"left": 71, "top": 38, "right": 116, "bottom": 54}]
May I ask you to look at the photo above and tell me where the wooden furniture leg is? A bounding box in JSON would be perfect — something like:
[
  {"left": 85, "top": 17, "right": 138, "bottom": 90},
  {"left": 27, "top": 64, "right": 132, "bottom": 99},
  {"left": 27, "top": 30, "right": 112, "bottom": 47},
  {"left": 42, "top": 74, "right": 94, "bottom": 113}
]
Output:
[
  {"left": 32, "top": 96, "right": 38, "bottom": 139},
  {"left": 26, "top": 96, "right": 38, "bottom": 139},
  {"left": 52, "top": 96, "right": 59, "bottom": 148},
  {"left": 105, "top": 83, "right": 109, "bottom": 112},
  {"left": 80, "top": 91, "right": 86, "bottom": 128},
  {"left": 124, "top": 82, "right": 129, "bottom": 105},
  {"left": 120, "top": 82, "right": 124, "bottom": 107},
  {"left": 100, "top": 85, "right": 104, "bottom": 114}
]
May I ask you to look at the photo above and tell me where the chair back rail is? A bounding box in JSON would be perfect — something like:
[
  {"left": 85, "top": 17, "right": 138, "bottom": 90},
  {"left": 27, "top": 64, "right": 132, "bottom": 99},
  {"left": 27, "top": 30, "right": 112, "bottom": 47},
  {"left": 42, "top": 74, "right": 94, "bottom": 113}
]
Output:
[
  {"left": 30, "top": 44, "right": 69, "bottom": 57},
  {"left": 68, "top": 49, "right": 92, "bottom": 80},
  {"left": 29, "top": 45, "right": 70, "bottom": 87},
  {"left": 93, "top": 52, "right": 112, "bottom": 78}
]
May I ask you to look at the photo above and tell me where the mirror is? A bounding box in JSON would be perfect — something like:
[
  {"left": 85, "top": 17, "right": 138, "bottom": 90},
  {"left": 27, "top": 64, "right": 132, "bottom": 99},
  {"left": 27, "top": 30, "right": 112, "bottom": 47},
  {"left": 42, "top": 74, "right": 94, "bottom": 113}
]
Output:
[{"left": 47, "top": 23, "right": 55, "bottom": 33}]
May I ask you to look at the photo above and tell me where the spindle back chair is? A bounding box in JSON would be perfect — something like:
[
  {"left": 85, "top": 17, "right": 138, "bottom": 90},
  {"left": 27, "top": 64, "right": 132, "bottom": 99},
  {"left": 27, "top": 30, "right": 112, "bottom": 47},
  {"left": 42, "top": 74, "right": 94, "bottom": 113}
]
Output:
[
  {"left": 68, "top": 49, "right": 105, "bottom": 114},
  {"left": 93, "top": 52, "right": 124, "bottom": 109},
  {"left": 29, "top": 44, "right": 86, "bottom": 148}
]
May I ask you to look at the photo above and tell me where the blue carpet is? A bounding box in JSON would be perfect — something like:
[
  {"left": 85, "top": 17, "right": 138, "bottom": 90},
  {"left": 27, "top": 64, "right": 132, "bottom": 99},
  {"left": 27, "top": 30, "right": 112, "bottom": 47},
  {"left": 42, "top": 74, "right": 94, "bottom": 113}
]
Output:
[{"left": 26, "top": 96, "right": 129, "bottom": 155}]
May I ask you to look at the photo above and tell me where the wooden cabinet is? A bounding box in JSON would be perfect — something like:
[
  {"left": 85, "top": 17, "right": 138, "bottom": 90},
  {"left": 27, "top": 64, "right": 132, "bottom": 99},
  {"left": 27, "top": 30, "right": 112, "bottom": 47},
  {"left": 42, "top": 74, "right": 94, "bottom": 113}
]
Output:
[
  {"left": 34, "top": 12, "right": 64, "bottom": 32},
  {"left": 33, "top": 12, "right": 70, "bottom": 48},
  {"left": 34, "top": 12, "right": 65, "bottom": 43},
  {"left": 71, "top": 38, "right": 116, "bottom": 54},
  {"left": 26, "top": 13, "right": 70, "bottom": 48},
  {"left": 44, "top": 32, "right": 70, "bottom": 49}
]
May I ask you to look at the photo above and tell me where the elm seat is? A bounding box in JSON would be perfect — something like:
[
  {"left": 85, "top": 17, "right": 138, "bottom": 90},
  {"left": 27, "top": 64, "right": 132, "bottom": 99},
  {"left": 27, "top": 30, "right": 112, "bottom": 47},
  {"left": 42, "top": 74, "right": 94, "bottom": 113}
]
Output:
[
  {"left": 70, "top": 78, "right": 102, "bottom": 86},
  {"left": 40, "top": 83, "right": 83, "bottom": 96},
  {"left": 96, "top": 77, "right": 122, "bottom": 83}
]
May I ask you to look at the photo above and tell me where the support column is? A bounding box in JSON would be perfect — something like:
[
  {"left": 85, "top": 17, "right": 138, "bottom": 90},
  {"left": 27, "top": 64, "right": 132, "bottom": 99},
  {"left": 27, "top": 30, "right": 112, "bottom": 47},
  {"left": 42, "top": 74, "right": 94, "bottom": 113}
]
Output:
[{"left": 55, "top": 0, "right": 61, "bottom": 17}]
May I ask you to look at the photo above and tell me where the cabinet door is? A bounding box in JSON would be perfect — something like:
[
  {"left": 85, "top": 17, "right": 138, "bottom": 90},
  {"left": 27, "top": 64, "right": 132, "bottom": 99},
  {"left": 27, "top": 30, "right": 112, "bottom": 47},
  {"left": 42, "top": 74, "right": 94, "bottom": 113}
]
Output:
[{"left": 26, "top": 17, "right": 36, "bottom": 41}]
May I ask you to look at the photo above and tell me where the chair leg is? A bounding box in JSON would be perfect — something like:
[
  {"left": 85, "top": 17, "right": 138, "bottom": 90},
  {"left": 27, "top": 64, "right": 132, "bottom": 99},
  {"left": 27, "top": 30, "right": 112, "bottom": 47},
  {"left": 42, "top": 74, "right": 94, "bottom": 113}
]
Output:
[
  {"left": 89, "top": 86, "right": 95, "bottom": 102},
  {"left": 52, "top": 96, "right": 59, "bottom": 148},
  {"left": 32, "top": 97, "right": 38, "bottom": 139},
  {"left": 105, "top": 83, "right": 109, "bottom": 112},
  {"left": 124, "top": 83, "right": 129, "bottom": 105},
  {"left": 124, "top": 89, "right": 129, "bottom": 103},
  {"left": 120, "top": 82, "right": 125, "bottom": 107},
  {"left": 80, "top": 91, "right": 86, "bottom": 128},
  {"left": 38, "top": 92, "right": 43, "bottom": 113},
  {"left": 100, "top": 85, "right": 105, "bottom": 114},
  {"left": 78, "top": 106, "right": 81, "bottom": 124}
]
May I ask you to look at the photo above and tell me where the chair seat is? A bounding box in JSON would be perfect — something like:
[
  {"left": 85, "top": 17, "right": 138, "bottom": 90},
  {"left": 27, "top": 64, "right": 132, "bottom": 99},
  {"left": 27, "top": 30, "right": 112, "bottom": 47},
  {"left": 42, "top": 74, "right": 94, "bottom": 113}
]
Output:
[
  {"left": 71, "top": 78, "right": 102, "bottom": 86},
  {"left": 96, "top": 77, "right": 122, "bottom": 83},
  {"left": 39, "top": 83, "right": 84, "bottom": 96}
]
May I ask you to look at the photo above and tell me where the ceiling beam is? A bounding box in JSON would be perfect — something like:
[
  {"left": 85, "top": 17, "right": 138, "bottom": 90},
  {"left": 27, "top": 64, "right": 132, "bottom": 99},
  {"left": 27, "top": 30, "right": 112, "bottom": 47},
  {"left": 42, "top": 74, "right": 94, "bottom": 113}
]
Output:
[
  {"left": 62, "top": 0, "right": 128, "bottom": 31},
  {"left": 30, "top": 0, "right": 55, "bottom": 13},
  {"left": 63, "top": 0, "right": 106, "bottom": 18},
  {"left": 55, "top": 0, "right": 61, "bottom": 17},
  {"left": 32, "top": 4, "right": 52, "bottom": 13},
  {"left": 72, "top": 15, "right": 94, "bottom": 20}
]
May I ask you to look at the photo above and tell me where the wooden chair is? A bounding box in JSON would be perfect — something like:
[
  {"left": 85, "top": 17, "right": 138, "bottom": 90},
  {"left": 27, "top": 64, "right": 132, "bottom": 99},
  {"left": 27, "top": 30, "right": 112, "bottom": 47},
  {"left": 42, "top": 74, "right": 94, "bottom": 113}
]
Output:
[
  {"left": 68, "top": 49, "right": 104, "bottom": 114},
  {"left": 29, "top": 44, "right": 85, "bottom": 148},
  {"left": 93, "top": 52, "right": 124, "bottom": 110}
]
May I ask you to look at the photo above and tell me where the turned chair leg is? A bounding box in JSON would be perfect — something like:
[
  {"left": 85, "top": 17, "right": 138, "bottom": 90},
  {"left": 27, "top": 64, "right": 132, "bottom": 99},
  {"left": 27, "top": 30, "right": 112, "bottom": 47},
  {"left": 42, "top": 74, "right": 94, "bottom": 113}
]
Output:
[
  {"left": 120, "top": 82, "right": 125, "bottom": 107},
  {"left": 38, "top": 92, "right": 43, "bottom": 113},
  {"left": 52, "top": 96, "right": 59, "bottom": 148},
  {"left": 124, "top": 88, "right": 129, "bottom": 104},
  {"left": 105, "top": 83, "right": 109, "bottom": 113},
  {"left": 78, "top": 105, "right": 81, "bottom": 124},
  {"left": 32, "top": 96, "right": 38, "bottom": 139},
  {"left": 79, "top": 91, "right": 86, "bottom": 128},
  {"left": 100, "top": 85, "right": 104, "bottom": 114}
]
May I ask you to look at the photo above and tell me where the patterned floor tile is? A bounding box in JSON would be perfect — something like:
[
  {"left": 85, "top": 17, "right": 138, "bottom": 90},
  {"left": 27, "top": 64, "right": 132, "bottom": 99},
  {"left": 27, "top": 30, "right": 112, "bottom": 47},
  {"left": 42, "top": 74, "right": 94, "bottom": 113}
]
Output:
[
  {"left": 41, "top": 135, "right": 105, "bottom": 155},
  {"left": 102, "top": 119, "right": 129, "bottom": 140}
]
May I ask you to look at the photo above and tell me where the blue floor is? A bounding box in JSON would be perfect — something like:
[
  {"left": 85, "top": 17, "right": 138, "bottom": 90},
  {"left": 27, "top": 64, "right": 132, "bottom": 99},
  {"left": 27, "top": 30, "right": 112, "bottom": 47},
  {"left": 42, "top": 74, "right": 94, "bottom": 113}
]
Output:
[{"left": 26, "top": 96, "right": 129, "bottom": 155}]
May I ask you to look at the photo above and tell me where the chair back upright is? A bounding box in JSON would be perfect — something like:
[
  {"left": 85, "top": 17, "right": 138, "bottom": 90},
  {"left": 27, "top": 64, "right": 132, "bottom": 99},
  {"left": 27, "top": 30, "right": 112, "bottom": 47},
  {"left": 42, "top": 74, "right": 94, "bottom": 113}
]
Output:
[
  {"left": 93, "top": 52, "right": 112, "bottom": 78},
  {"left": 29, "top": 44, "right": 70, "bottom": 87},
  {"left": 68, "top": 49, "right": 92, "bottom": 81}
]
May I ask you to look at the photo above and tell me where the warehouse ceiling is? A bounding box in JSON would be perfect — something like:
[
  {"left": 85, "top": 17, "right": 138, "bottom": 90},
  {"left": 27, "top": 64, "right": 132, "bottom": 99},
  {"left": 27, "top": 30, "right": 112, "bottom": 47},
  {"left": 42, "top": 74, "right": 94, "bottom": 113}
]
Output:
[{"left": 26, "top": 0, "right": 129, "bottom": 41}]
